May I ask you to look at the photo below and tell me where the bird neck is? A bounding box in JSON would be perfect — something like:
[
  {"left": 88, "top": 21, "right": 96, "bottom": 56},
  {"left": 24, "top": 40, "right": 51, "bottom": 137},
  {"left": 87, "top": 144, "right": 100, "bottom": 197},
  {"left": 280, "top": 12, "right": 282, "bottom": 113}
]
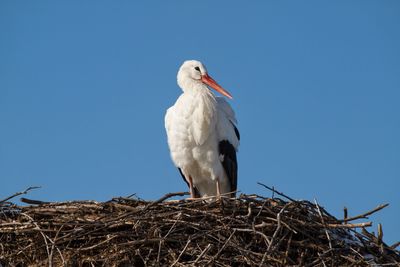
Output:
[{"left": 180, "top": 81, "right": 217, "bottom": 114}]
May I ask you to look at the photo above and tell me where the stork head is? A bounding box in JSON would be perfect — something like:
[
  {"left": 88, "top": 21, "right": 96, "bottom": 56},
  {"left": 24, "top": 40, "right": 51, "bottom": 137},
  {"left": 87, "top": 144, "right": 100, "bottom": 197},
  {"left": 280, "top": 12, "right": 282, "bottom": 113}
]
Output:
[{"left": 177, "top": 60, "right": 233, "bottom": 99}]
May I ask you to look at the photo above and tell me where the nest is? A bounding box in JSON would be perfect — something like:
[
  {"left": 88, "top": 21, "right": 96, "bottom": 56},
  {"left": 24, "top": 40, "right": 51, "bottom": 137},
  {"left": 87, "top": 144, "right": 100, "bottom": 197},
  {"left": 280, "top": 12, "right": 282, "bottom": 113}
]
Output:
[{"left": 0, "top": 187, "right": 399, "bottom": 266}]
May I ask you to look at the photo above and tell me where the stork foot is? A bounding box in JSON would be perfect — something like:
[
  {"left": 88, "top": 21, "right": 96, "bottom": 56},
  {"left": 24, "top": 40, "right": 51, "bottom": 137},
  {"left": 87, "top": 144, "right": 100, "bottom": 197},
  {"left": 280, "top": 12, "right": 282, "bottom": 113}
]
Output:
[
  {"left": 185, "top": 175, "right": 200, "bottom": 199},
  {"left": 215, "top": 179, "right": 225, "bottom": 207}
]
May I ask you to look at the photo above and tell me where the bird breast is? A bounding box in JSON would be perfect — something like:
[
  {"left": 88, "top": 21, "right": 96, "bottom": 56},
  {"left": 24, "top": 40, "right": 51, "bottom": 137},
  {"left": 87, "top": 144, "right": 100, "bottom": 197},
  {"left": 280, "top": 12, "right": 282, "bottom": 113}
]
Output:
[{"left": 165, "top": 92, "right": 219, "bottom": 168}]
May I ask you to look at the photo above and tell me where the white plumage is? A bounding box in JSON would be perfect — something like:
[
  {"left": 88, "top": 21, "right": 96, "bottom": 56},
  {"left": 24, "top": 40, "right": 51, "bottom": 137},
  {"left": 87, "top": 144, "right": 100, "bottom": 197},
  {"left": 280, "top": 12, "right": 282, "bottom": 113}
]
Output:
[{"left": 165, "top": 60, "right": 240, "bottom": 198}]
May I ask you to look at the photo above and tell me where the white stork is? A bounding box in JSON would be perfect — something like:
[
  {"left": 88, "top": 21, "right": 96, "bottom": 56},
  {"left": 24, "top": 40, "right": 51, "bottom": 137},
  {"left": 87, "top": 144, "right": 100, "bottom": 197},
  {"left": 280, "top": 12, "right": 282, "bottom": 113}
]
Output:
[{"left": 165, "top": 60, "right": 240, "bottom": 198}]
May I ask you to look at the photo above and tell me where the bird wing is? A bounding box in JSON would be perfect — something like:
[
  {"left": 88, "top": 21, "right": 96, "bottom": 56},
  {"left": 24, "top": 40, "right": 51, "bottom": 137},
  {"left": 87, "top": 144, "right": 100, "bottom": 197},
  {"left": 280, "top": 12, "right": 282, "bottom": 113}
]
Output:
[
  {"left": 216, "top": 97, "right": 240, "bottom": 196},
  {"left": 166, "top": 103, "right": 202, "bottom": 196},
  {"left": 164, "top": 106, "right": 175, "bottom": 149}
]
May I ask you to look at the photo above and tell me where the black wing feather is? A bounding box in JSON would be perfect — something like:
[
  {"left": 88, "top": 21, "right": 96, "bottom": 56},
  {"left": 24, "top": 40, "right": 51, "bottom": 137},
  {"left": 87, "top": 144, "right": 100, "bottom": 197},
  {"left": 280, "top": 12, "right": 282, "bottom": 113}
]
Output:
[
  {"left": 219, "top": 140, "right": 238, "bottom": 197},
  {"left": 230, "top": 120, "right": 240, "bottom": 141}
]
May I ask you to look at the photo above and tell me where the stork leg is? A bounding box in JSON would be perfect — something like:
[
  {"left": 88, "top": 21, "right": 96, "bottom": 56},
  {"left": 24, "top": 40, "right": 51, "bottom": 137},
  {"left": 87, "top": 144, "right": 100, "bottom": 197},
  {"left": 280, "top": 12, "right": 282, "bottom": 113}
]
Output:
[
  {"left": 188, "top": 175, "right": 196, "bottom": 199},
  {"left": 216, "top": 179, "right": 222, "bottom": 202}
]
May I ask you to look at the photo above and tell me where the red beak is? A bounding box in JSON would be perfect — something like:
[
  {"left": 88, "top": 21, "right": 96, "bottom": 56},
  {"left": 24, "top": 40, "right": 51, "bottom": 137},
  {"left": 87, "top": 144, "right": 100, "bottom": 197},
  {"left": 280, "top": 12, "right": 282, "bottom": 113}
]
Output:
[{"left": 201, "top": 74, "right": 233, "bottom": 99}]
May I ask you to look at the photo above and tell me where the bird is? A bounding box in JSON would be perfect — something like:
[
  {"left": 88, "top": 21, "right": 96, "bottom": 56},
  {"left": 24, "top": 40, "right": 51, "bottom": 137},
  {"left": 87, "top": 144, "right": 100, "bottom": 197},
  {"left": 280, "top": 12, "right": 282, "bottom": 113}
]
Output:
[{"left": 165, "top": 60, "right": 240, "bottom": 199}]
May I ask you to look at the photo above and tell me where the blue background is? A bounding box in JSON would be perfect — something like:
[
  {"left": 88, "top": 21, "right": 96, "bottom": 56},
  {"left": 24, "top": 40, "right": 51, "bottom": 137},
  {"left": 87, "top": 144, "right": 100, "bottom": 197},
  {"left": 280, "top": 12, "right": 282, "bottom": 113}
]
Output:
[{"left": 1, "top": 1, "right": 399, "bottom": 245}]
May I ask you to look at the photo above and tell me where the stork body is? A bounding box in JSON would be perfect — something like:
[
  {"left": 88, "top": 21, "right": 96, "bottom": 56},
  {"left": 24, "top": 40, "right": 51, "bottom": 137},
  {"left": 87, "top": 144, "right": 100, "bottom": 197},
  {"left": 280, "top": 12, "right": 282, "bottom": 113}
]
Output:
[{"left": 165, "top": 60, "right": 239, "bottom": 198}]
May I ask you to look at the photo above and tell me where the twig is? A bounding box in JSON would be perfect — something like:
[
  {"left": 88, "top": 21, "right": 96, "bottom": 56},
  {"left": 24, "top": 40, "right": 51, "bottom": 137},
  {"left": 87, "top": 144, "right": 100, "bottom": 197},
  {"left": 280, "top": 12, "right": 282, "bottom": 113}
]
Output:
[
  {"left": 314, "top": 199, "right": 332, "bottom": 250},
  {"left": 157, "top": 238, "right": 162, "bottom": 264},
  {"left": 214, "top": 229, "right": 236, "bottom": 259},
  {"left": 20, "top": 213, "right": 51, "bottom": 263},
  {"left": 163, "top": 213, "right": 182, "bottom": 239},
  {"left": 194, "top": 244, "right": 212, "bottom": 264},
  {"left": 390, "top": 242, "right": 400, "bottom": 250},
  {"left": 338, "top": 203, "right": 389, "bottom": 223},
  {"left": 318, "top": 252, "right": 328, "bottom": 267},
  {"left": 257, "top": 182, "right": 296, "bottom": 202},
  {"left": 233, "top": 228, "right": 271, "bottom": 247},
  {"left": 48, "top": 225, "right": 64, "bottom": 266},
  {"left": 20, "top": 198, "right": 50, "bottom": 205},
  {"left": 377, "top": 223, "right": 383, "bottom": 245},
  {"left": 0, "top": 186, "right": 41, "bottom": 204},
  {"left": 327, "top": 222, "right": 372, "bottom": 228},
  {"left": 79, "top": 235, "right": 117, "bottom": 251},
  {"left": 170, "top": 238, "right": 191, "bottom": 266},
  {"left": 267, "top": 204, "right": 287, "bottom": 251},
  {"left": 146, "top": 192, "right": 189, "bottom": 209}
]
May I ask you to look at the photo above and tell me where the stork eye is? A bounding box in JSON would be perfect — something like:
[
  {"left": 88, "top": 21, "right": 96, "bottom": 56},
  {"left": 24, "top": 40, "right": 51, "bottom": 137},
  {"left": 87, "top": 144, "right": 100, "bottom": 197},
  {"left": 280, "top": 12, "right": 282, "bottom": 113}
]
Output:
[{"left": 194, "top": 66, "right": 201, "bottom": 72}]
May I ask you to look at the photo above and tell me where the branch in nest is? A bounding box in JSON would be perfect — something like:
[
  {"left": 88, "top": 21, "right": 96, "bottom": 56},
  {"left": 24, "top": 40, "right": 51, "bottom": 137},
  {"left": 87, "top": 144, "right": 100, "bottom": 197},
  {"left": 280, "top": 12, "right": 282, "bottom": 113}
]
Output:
[
  {"left": 0, "top": 186, "right": 41, "bottom": 204},
  {"left": 257, "top": 182, "right": 297, "bottom": 202},
  {"left": 339, "top": 203, "right": 389, "bottom": 223}
]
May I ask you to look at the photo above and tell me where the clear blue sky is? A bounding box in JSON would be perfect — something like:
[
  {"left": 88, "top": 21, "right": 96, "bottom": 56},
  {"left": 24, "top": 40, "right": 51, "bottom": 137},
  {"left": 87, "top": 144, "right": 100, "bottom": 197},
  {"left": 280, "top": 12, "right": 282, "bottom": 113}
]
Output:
[{"left": 1, "top": 1, "right": 399, "bottom": 245}]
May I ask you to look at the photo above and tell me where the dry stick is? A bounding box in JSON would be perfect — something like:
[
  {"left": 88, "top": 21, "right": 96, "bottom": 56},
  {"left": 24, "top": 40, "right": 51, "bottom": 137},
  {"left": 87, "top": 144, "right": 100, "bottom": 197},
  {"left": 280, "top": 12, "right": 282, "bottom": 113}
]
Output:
[
  {"left": 350, "top": 247, "right": 366, "bottom": 261},
  {"left": 267, "top": 204, "right": 287, "bottom": 251},
  {"left": 157, "top": 238, "right": 162, "bottom": 264},
  {"left": 20, "top": 198, "right": 50, "bottom": 205},
  {"left": 260, "top": 216, "right": 297, "bottom": 234},
  {"left": 284, "top": 232, "right": 293, "bottom": 266},
  {"left": 163, "top": 212, "right": 182, "bottom": 239},
  {"left": 253, "top": 198, "right": 269, "bottom": 221},
  {"left": 0, "top": 186, "right": 41, "bottom": 204},
  {"left": 215, "top": 230, "right": 236, "bottom": 257},
  {"left": 338, "top": 203, "right": 389, "bottom": 223},
  {"left": 327, "top": 222, "right": 372, "bottom": 228},
  {"left": 257, "top": 182, "right": 296, "bottom": 202},
  {"left": 55, "top": 246, "right": 65, "bottom": 266},
  {"left": 259, "top": 252, "right": 268, "bottom": 267},
  {"left": 274, "top": 231, "right": 291, "bottom": 258},
  {"left": 48, "top": 225, "right": 64, "bottom": 266},
  {"left": 81, "top": 192, "right": 189, "bottom": 234},
  {"left": 390, "top": 241, "right": 400, "bottom": 250},
  {"left": 134, "top": 192, "right": 190, "bottom": 214},
  {"left": 170, "top": 238, "right": 191, "bottom": 267},
  {"left": 20, "top": 213, "right": 52, "bottom": 265},
  {"left": 207, "top": 230, "right": 237, "bottom": 265},
  {"left": 179, "top": 191, "right": 236, "bottom": 203},
  {"left": 318, "top": 252, "right": 328, "bottom": 267},
  {"left": 79, "top": 235, "right": 117, "bottom": 251},
  {"left": 149, "top": 192, "right": 189, "bottom": 207},
  {"left": 314, "top": 199, "right": 333, "bottom": 250},
  {"left": 233, "top": 228, "right": 271, "bottom": 247},
  {"left": 118, "top": 238, "right": 168, "bottom": 247},
  {"left": 194, "top": 244, "right": 212, "bottom": 264},
  {"left": 378, "top": 223, "right": 383, "bottom": 245},
  {"left": 343, "top": 206, "right": 348, "bottom": 223},
  {"left": 307, "top": 248, "right": 334, "bottom": 266}
]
